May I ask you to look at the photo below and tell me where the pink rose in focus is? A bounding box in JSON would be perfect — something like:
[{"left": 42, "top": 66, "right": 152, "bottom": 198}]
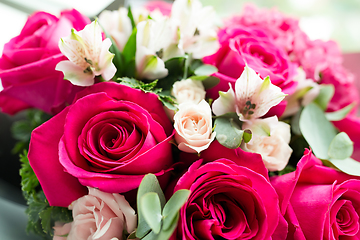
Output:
[
  {"left": 53, "top": 187, "right": 137, "bottom": 240},
  {"left": 28, "top": 82, "right": 174, "bottom": 207},
  {"left": 0, "top": 10, "right": 90, "bottom": 115},
  {"left": 144, "top": 1, "right": 172, "bottom": 16},
  {"left": 203, "top": 25, "right": 297, "bottom": 117},
  {"left": 271, "top": 150, "right": 360, "bottom": 239},
  {"left": 172, "top": 159, "right": 283, "bottom": 240}
]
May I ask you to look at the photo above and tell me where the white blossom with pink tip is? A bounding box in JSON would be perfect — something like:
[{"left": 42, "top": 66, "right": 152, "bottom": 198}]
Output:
[
  {"left": 212, "top": 65, "right": 286, "bottom": 121},
  {"left": 56, "top": 20, "right": 116, "bottom": 86}
]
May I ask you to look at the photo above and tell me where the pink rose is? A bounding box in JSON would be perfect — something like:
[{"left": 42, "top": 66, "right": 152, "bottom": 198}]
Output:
[
  {"left": 53, "top": 187, "right": 137, "bottom": 240},
  {"left": 203, "top": 25, "right": 297, "bottom": 117},
  {"left": 298, "top": 40, "right": 342, "bottom": 81},
  {"left": 0, "top": 10, "right": 90, "bottom": 115},
  {"left": 144, "top": 1, "right": 172, "bottom": 16},
  {"left": 321, "top": 63, "right": 359, "bottom": 113},
  {"left": 226, "top": 4, "right": 309, "bottom": 59},
  {"left": 172, "top": 159, "right": 283, "bottom": 240},
  {"left": 28, "top": 82, "right": 174, "bottom": 207},
  {"left": 271, "top": 150, "right": 360, "bottom": 239}
]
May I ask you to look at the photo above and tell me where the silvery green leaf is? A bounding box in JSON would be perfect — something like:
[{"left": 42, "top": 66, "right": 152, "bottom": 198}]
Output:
[
  {"left": 140, "top": 192, "right": 162, "bottom": 234},
  {"left": 194, "top": 64, "right": 218, "bottom": 76},
  {"left": 299, "top": 103, "right": 337, "bottom": 159},
  {"left": 313, "top": 84, "right": 334, "bottom": 110},
  {"left": 325, "top": 103, "right": 355, "bottom": 121},
  {"left": 214, "top": 117, "right": 243, "bottom": 149},
  {"left": 328, "top": 132, "right": 353, "bottom": 160}
]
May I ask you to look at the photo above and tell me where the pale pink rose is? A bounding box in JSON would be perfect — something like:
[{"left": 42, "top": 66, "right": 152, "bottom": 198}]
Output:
[
  {"left": 53, "top": 187, "right": 137, "bottom": 240},
  {"left": 243, "top": 118, "right": 292, "bottom": 171},
  {"left": 174, "top": 100, "right": 215, "bottom": 153},
  {"left": 171, "top": 78, "right": 206, "bottom": 105}
]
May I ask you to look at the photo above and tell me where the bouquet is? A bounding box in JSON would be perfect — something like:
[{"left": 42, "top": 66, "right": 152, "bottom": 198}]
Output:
[{"left": 1, "top": 0, "right": 360, "bottom": 239}]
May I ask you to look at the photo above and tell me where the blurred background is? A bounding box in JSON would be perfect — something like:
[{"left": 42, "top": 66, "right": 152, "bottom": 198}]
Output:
[
  {"left": 0, "top": 0, "right": 359, "bottom": 238},
  {"left": 1, "top": 0, "right": 360, "bottom": 54}
]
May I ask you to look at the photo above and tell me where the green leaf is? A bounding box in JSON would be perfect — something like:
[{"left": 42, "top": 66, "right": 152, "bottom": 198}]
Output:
[
  {"left": 122, "top": 28, "right": 137, "bottom": 77},
  {"left": 214, "top": 117, "right": 244, "bottom": 149},
  {"left": 299, "top": 103, "right": 337, "bottom": 159},
  {"left": 19, "top": 150, "right": 39, "bottom": 195},
  {"left": 140, "top": 192, "right": 163, "bottom": 234},
  {"left": 142, "top": 214, "right": 180, "bottom": 240},
  {"left": 127, "top": 6, "right": 136, "bottom": 29},
  {"left": 194, "top": 64, "right": 218, "bottom": 76},
  {"left": 136, "top": 174, "right": 166, "bottom": 238},
  {"left": 243, "top": 129, "right": 252, "bottom": 143},
  {"left": 325, "top": 102, "right": 355, "bottom": 121},
  {"left": 313, "top": 84, "right": 334, "bottom": 110},
  {"left": 162, "top": 189, "right": 190, "bottom": 230},
  {"left": 189, "top": 76, "right": 220, "bottom": 90},
  {"left": 323, "top": 158, "right": 360, "bottom": 176},
  {"left": 156, "top": 57, "right": 186, "bottom": 91},
  {"left": 291, "top": 107, "right": 302, "bottom": 135},
  {"left": 328, "top": 132, "right": 353, "bottom": 160}
]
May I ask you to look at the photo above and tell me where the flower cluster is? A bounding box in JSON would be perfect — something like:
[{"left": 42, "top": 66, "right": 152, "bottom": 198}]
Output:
[{"left": 1, "top": 1, "right": 360, "bottom": 240}]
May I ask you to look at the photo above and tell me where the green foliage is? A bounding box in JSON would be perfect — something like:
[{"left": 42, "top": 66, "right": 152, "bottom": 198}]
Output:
[
  {"left": 325, "top": 102, "right": 356, "bottom": 121},
  {"left": 19, "top": 150, "right": 39, "bottom": 195},
  {"left": 122, "top": 28, "right": 137, "bottom": 78},
  {"left": 11, "top": 109, "right": 51, "bottom": 153},
  {"left": 127, "top": 6, "right": 136, "bottom": 29},
  {"left": 136, "top": 174, "right": 190, "bottom": 240},
  {"left": 214, "top": 117, "right": 245, "bottom": 149},
  {"left": 328, "top": 132, "right": 353, "bottom": 160},
  {"left": 118, "top": 77, "right": 177, "bottom": 110},
  {"left": 299, "top": 103, "right": 337, "bottom": 160},
  {"left": 313, "top": 84, "right": 334, "bottom": 110},
  {"left": 299, "top": 102, "right": 360, "bottom": 176},
  {"left": 25, "top": 191, "right": 72, "bottom": 239}
]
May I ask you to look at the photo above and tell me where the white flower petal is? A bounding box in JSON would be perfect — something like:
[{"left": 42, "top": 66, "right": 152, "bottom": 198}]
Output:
[
  {"left": 56, "top": 61, "right": 95, "bottom": 86},
  {"left": 212, "top": 84, "right": 236, "bottom": 116}
]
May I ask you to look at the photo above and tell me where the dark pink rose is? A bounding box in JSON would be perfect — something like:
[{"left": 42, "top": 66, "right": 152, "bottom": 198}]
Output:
[
  {"left": 0, "top": 10, "right": 90, "bottom": 115},
  {"left": 271, "top": 150, "right": 360, "bottom": 239},
  {"left": 226, "top": 4, "right": 309, "bottom": 59},
  {"left": 144, "top": 1, "right": 172, "bottom": 16},
  {"left": 203, "top": 25, "right": 297, "bottom": 117},
  {"left": 28, "top": 82, "right": 174, "bottom": 207},
  {"left": 172, "top": 159, "right": 283, "bottom": 240}
]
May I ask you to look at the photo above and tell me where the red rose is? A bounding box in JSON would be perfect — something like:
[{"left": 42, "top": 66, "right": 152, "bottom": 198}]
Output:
[
  {"left": 271, "top": 150, "right": 360, "bottom": 239},
  {"left": 28, "top": 82, "right": 174, "bottom": 207},
  {"left": 0, "top": 10, "right": 90, "bottom": 115},
  {"left": 173, "top": 159, "right": 283, "bottom": 239}
]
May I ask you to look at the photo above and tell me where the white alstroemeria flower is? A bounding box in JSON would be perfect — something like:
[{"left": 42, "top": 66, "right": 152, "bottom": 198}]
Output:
[
  {"left": 174, "top": 100, "right": 216, "bottom": 153},
  {"left": 98, "top": 8, "right": 132, "bottom": 51},
  {"left": 212, "top": 65, "right": 286, "bottom": 121},
  {"left": 242, "top": 116, "right": 292, "bottom": 171},
  {"left": 56, "top": 20, "right": 116, "bottom": 86},
  {"left": 136, "top": 19, "right": 183, "bottom": 80},
  {"left": 283, "top": 67, "right": 320, "bottom": 117},
  {"left": 170, "top": 0, "right": 219, "bottom": 58},
  {"left": 171, "top": 78, "right": 206, "bottom": 105}
]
